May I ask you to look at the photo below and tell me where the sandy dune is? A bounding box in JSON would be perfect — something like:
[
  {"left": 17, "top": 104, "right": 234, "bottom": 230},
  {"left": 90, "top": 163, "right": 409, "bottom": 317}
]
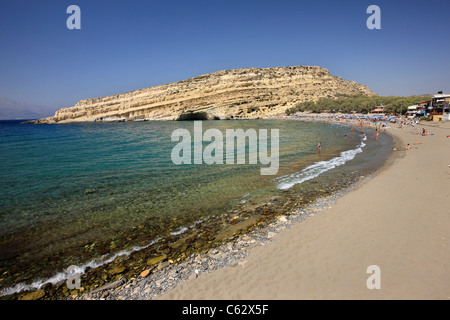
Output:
[{"left": 158, "top": 121, "right": 450, "bottom": 300}]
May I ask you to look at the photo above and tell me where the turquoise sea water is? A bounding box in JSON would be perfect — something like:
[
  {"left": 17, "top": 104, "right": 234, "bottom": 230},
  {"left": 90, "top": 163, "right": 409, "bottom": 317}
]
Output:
[{"left": 0, "top": 119, "right": 393, "bottom": 294}]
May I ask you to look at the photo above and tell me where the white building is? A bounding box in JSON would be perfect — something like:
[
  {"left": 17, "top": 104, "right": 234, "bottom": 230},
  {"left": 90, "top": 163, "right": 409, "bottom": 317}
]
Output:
[
  {"left": 407, "top": 105, "right": 418, "bottom": 118},
  {"left": 431, "top": 92, "right": 450, "bottom": 121}
]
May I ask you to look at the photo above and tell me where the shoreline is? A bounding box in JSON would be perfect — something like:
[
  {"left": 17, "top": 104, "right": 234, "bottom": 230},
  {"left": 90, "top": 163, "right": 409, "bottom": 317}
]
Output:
[
  {"left": 7, "top": 115, "right": 449, "bottom": 300},
  {"left": 1, "top": 118, "right": 376, "bottom": 299},
  {"left": 71, "top": 171, "right": 381, "bottom": 300},
  {"left": 152, "top": 117, "right": 449, "bottom": 300},
  {"left": 66, "top": 116, "right": 401, "bottom": 300}
]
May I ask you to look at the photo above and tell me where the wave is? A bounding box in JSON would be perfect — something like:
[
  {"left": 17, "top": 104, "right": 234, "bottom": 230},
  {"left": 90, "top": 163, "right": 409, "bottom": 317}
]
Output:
[
  {"left": 275, "top": 140, "right": 366, "bottom": 190},
  {"left": 0, "top": 238, "right": 161, "bottom": 297},
  {"left": 170, "top": 218, "right": 205, "bottom": 236},
  {"left": 239, "top": 193, "right": 250, "bottom": 204}
]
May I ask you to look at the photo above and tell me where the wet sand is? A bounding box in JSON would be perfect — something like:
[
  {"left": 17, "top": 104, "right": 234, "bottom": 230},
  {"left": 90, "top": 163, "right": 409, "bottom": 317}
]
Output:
[{"left": 157, "top": 119, "right": 450, "bottom": 300}]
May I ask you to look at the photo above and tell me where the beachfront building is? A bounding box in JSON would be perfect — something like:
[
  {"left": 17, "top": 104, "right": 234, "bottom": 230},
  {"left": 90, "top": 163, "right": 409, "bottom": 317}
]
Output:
[
  {"left": 430, "top": 91, "right": 450, "bottom": 121},
  {"left": 406, "top": 102, "right": 428, "bottom": 119},
  {"left": 369, "top": 104, "right": 386, "bottom": 115},
  {"left": 417, "top": 101, "right": 430, "bottom": 118},
  {"left": 407, "top": 105, "right": 418, "bottom": 118}
]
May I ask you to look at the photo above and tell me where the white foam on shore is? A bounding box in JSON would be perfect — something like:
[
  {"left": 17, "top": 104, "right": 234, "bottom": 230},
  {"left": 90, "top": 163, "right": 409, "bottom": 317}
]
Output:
[
  {"left": 0, "top": 238, "right": 161, "bottom": 297},
  {"left": 275, "top": 140, "right": 366, "bottom": 190},
  {"left": 170, "top": 227, "right": 189, "bottom": 236},
  {"left": 239, "top": 193, "right": 250, "bottom": 204},
  {"left": 170, "top": 218, "right": 205, "bottom": 236}
]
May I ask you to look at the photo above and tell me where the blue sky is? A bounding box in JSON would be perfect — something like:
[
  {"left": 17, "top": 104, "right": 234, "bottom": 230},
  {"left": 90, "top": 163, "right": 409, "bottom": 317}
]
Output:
[{"left": 0, "top": 0, "right": 449, "bottom": 111}]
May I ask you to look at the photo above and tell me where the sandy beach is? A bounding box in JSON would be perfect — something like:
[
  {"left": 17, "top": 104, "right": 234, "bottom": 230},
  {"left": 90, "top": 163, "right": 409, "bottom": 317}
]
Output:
[{"left": 157, "top": 118, "right": 450, "bottom": 300}]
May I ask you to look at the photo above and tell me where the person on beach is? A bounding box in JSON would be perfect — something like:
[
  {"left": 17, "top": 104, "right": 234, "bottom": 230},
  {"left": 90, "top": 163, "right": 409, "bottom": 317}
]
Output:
[
  {"left": 318, "top": 142, "right": 321, "bottom": 152},
  {"left": 345, "top": 135, "right": 348, "bottom": 143},
  {"left": 405, "top": 143, "right": 411, "bottom": 150}
]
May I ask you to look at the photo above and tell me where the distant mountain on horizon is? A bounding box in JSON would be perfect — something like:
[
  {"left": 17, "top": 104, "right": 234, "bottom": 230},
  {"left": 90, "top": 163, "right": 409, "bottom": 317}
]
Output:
[{"left": 0, "top": 98, "right": 57, "bottom": 120}]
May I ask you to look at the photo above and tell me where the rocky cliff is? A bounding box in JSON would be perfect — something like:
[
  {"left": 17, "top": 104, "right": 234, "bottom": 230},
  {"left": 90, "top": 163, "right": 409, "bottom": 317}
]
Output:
[{"left": 36, "top": 66, "right": 376, "bottom": 123}]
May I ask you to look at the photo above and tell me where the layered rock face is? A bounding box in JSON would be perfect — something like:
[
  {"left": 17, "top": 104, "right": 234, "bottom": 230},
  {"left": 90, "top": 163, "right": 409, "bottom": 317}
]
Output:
[{"left": 37, "top": 66, "right": 376, "bottom": 123}]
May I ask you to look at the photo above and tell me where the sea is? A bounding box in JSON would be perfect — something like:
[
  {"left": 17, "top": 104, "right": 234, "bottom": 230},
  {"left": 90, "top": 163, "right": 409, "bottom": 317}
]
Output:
[{"left": 0, "top": 119, "right": 394, "bottom": 295}]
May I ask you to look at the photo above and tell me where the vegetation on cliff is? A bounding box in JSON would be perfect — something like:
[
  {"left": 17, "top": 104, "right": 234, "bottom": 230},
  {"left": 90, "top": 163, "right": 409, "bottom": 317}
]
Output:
[{"left": 285, "top": 94, "right": 431, "bottom": 115}]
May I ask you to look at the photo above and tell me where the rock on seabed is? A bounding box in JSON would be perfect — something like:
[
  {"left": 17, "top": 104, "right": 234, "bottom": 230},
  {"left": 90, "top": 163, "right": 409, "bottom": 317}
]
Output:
[{"left": 19, "top": 290, "right": 46, "bottom": 300}]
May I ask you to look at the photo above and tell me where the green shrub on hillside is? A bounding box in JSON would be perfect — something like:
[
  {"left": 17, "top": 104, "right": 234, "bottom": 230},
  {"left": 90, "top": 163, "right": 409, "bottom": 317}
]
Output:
[{"left": 285, "top": 94, "right": 431, "bottom": 115}]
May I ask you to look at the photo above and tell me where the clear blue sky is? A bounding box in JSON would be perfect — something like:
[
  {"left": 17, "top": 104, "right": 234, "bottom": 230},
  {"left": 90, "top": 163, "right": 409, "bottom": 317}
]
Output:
[{"left": 0, "top": 0, "right": 449, "bottom": 111}]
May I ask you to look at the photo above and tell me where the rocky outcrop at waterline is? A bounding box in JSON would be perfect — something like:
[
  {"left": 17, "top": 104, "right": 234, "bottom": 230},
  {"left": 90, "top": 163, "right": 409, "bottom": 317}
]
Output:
[{"left": 35, "top": 66, "right": 376, "bottom": 124}]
